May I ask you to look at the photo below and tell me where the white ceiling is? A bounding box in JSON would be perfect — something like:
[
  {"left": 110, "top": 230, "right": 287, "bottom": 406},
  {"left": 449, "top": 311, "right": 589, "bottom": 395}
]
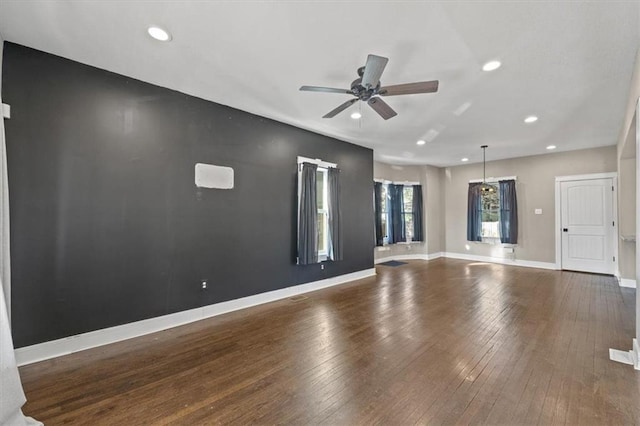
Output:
[{"left": 0, "top": 1, "right": 639, "bottom": 167}]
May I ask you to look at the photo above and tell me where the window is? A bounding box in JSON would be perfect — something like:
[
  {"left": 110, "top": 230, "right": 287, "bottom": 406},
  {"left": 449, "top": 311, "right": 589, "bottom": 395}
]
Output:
[
  {"left": 316, "top": 168, "right": 329, "bottom": 257},
  {"left": 481, "top": 184, "right": 500, "bottom": 240},
  {"left": 467, "top": 179, "right": 518, "bottom": 244},
  {"left": 374, "top": 182, "right": 422, "bottom": 244},
  {"left": 297, "top": 157, "right": 343, "bottom": 265},
  {"left": 379, "top": 184, "right": 389, "bottom": 244},
  {"left": 402, "top": 186, "right": 414, "bottom": 241}
]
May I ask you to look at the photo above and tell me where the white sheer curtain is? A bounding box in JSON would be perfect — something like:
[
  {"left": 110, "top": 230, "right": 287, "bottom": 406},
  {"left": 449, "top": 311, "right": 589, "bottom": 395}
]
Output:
[{"left": 0, "top": 41, "right": 41, "bottom": 425}]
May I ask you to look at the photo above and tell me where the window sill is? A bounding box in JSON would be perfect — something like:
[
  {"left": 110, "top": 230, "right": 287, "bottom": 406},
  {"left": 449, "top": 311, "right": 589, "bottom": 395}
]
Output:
[
  {"left": 473, "top": 239, "right": 517, "bottom": 247},
  {"left": 377, "top": 241, "right": 423, "bottom": 248}
]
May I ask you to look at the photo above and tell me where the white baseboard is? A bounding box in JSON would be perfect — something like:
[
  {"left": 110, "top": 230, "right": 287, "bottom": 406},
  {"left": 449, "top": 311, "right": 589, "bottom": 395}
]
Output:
[
  {"left": 375, "top": 251, "right": 556, "bottom": 270},
  {"left": 619, "top": 278, "right": 637, "bottom": 289},
  {"left": 609, "top": 338, "right": 639, "bottom": 370},
  {"left": 375, "top": 252, "right": 443, "bottom": 264},
  {"left": 442, "top": 252, "right": 558, "bottom": 270},
  {"left": 427, "top": 252, "right": 443, "bottom": 260},
  {"left": 15, "top": 268, "right": 376, "bottom": 366},
  {"left": 609, "top": 348, "right": 634, "bottom": 365}
]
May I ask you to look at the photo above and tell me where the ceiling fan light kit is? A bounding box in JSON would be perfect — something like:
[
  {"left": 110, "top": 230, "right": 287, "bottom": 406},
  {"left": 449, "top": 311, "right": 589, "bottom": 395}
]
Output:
[{"left": 300, "top": 54, "right": 439, "bottom": 120}]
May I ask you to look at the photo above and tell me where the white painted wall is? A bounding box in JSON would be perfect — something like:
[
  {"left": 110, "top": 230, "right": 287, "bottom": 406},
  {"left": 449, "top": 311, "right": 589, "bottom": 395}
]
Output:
[
  {"left": 376, "top": 146, "right": 618, "bottom": 266},
  {"left": 443, "top": 146, "right": 617, "bottom": 263},
  {"left": 618, "top": 152, "right": 636, "bottom": 281},
  {"left": 373, "top": 162, "right": 444, "bottom": 262},
  {"left": 615, "top": 44, "right": 640, "bottom": 360}
]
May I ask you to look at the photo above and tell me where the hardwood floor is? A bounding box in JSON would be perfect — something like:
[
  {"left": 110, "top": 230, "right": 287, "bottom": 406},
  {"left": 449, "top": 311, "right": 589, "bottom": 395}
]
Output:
[{"left": 18, "top": 258, "right": 639, "bottom": 425}]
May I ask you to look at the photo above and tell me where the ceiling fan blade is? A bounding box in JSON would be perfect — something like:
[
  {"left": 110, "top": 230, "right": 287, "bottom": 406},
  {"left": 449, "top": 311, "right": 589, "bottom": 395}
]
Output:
[
  {"left": 300, "top": 86, "right": 352, "bottom": 94},
  {"left": 361, "top": 54, "right": 389, "bottom": 89},
  {"left": 379, "top": 80, "right": 439, "bottom": 96},
  {"left": 367, "top": 97, "right": 397, "bottom": 120},
  {"left": 323, "top": 98, "right": 359, "bottom": 118}
]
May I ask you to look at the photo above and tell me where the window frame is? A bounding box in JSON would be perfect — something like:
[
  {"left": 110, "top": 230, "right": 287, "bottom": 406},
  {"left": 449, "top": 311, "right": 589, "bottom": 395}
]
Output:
[
  {"left": 376, "top": 182, "right": 419, "bottom": 245},
  {"left": 480, "top": 182, "right": 500, "bottom": 241},
  {"left": 401, "top": 185, "right": 415, "bottom": 242},
  {"left": 379, "top": 184, "right": 390, "bottom": 245},
  {"left": 468, "top": 176, "right": 517, "bottom": 244},
  {"left": 316, "top": 167, "right": 329, "bottom": 259},
  {"left": 296, "top": 156, "right": 337, "bottom": 264}
]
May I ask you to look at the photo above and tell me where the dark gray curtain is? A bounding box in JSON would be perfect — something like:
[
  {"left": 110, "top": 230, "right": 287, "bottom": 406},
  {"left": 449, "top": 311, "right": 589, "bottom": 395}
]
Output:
[
  {"left": 412, "top": 185, "right": 423, "bottom": 241},
  {"left": 298, "top": 163, "right": 318, "bottom": 265},
  {"left": 374, "top": 182, "right": 384, "bottom": 246},
  {"left": 389, "top": 184, "right": 405, "bottom": 243},
  {"left": 467, "top": 182, "right": 483, "bottom": 242},
  {"left": 499, "top": 179, "right": 518, "bottom": 244},
  {"left": 328, "top": 168, "right": 343, "bottom": 261}
]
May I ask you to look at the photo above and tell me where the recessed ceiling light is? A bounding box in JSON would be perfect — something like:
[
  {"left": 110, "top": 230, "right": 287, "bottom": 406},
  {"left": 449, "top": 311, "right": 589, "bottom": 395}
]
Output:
[
  {"left": 350, "top": 112, "right": 362, "bottom": 119},
  {"left": 546, "top": 145, "right": 556, "bottom": 150},
  {"left": 461, "top": 158, "right": 469, "bottom": 162},
  {"left": 524, "top": 115, "right": 538, "bottom": 123},
  {"left": 416, "top": 140, "right": 426, "bottom": 146},
  {"left": 482, "top": 60, "right": 501, "bottom": 72},
  {"left": 148, "top": 26, "right": 171, "bottom": 42}
]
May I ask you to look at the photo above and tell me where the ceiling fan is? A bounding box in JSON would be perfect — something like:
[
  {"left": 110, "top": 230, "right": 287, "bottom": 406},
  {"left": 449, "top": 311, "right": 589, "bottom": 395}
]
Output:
[{"left": 300, "top": 54, "right": 439, "bottom": 120}]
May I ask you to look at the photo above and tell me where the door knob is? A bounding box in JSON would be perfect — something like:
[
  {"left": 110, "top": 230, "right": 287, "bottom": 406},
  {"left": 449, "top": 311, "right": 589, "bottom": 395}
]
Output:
[{"left": 563, "top": 228, "right": 568, "bottom": 232}]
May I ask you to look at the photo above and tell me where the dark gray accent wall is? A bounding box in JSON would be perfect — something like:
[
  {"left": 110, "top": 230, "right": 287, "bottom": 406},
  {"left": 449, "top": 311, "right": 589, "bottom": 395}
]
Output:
[{"left": 2, "top": 42, "right": 374, "bottom": 348}]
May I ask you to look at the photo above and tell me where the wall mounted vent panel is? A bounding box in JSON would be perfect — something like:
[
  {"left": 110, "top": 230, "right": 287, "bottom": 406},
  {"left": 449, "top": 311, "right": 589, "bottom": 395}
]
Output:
[{"left": 195, "top": 163, "right": 234, "bottom": 189}]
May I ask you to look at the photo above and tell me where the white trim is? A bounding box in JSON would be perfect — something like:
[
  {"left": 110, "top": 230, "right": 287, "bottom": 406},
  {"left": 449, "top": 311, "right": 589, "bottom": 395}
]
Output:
[
  {"left": 469, "top": 175, "right": 517, "bottom": 183},
  {"left": 373, "top": 178, "right": 420, "bottom": 186},
  {"left": 296, "top": 158, "right": 332, "bottom": 264},
  {"left": 1, "top": 103, "right": 9, "bottom": 119},
  {"left": 613, "top": 178, "right": 619, "bottom": 272},
  {"left": 636, "top": 98, "right": 640, "bottom": 372},
  {"left": 555, "top": 179, "right": 562, "bottom": 269},
  {"left": 443, "top": 252, "right": 557, "bottom": 270},
  {"left": 554, "top": 173, "right": 618, "bottom": 273},
  {"left": 375, "top": 254, "right": 428, "bottom": 263},
  {"left": 619, "top": 279, "right": 637, "bottom": 289},
  {"left": 374, "top": 253, "right": 443, "bottom": 264},
  {"left": 14, "top": 268, "right": 376, "bottom": 366},
  {"left": 374, "top": 251, "right": 554, "bottom": 269},
  {"left": 609, "top": 348, "right": 634, "bottom": 366},
  {"left": 609, "top": 338, "right": 639, "bottom": 370},
  {"left": 297, "top": 156, "right": 336, "bottom": 169},
  {"left": 555, "top": 172, "right": 618, "bottom": 182}
]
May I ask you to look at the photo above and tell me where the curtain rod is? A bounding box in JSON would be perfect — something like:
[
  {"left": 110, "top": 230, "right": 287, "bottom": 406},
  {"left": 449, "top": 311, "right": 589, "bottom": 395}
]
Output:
[
  {"left": 297, "top": 156, "right": 337, "bottom": 169},
  {"left": 469, "top": 175, "right": 517, "bottom": 183}
]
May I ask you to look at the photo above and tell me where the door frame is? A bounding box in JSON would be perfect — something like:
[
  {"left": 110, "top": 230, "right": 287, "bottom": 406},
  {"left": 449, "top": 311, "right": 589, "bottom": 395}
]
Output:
[{"left": 554, "top": 172, "right": 618, "bottom": 272}]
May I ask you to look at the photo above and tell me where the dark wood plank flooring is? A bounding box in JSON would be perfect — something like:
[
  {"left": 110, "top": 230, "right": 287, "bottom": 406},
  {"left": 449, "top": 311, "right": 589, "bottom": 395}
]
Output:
[{"left": 18, "top": 258, "right": 639, "bottom": 424}]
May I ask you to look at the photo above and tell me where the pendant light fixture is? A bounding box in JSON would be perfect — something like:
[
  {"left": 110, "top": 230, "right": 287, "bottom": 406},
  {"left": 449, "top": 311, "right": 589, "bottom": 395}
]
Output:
[{"left": 480, "top": 145, "right": 495, "bottom": 193}]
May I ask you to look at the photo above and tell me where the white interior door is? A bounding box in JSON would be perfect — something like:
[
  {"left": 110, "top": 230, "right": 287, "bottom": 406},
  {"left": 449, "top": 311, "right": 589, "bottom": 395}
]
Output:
[{"left": 560, "top": 178, "right": 615, "bottom": 274}]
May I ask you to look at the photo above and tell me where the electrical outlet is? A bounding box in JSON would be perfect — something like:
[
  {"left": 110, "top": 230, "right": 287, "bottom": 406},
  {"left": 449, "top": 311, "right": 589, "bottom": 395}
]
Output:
[
  {"left": 320, "top": 264, "right": 325, "bottom": 270},
  {"left": 201, "top": 279, "right": 208, "bottom": 289}
]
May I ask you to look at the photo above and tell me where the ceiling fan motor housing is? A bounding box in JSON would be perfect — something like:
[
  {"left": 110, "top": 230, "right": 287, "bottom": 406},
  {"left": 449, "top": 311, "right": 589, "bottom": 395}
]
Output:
[{"left": 350, "top": 78, "right": 381, "bottom": 101}]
